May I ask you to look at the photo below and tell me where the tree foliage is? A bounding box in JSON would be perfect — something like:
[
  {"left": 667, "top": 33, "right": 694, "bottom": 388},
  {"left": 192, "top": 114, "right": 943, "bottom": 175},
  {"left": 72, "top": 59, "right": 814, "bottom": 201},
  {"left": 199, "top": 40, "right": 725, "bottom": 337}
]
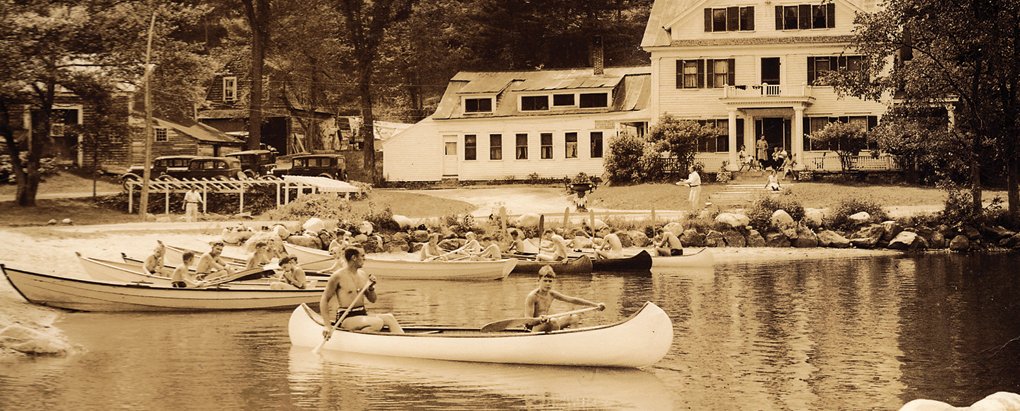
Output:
[
  {"left": 808, "top": 121, "right": 870, "bottom": 174},
  {"left": 830, "top": 0, "right": 1020, "bottom": 215},
  {"left": 648, "top": 114, "right": 715, "bottom": 176}
]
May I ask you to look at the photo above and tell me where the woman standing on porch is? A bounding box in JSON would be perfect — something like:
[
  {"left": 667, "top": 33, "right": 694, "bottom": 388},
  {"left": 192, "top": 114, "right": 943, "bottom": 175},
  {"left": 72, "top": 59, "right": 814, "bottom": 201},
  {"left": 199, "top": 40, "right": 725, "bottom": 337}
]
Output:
[{"left": 756, "top": 135, "right": 768, "bottom": 170}]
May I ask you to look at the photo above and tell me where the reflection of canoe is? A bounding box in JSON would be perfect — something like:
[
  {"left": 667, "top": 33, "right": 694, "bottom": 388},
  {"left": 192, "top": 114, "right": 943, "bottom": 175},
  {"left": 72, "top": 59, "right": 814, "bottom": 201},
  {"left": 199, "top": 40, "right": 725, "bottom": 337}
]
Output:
[
  {"left": 512, "top": 255, "right": 593, "bottom": 275},
  {"left": 287, "top": 349, "right": 674, "bottom": 409},
  {"left": 288, "top": 301, "right": 673, "bottom": 367},
  {"left": 591, "top": 250, "right": 653, "bottom": 272},
  {"left": 651, "top": 247, "right": 715, "bottom": 268},
  {"left": 284, "top": 243, "right": 516, "bottom": 281},
  {"left": 1, "top": 264, "right": 322, "bottom": 312}
]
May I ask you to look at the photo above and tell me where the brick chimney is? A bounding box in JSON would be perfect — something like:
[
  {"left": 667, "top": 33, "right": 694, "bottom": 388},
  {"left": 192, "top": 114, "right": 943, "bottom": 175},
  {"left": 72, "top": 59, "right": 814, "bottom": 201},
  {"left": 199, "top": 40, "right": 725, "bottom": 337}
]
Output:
[{"left": 592, "top": 35, "right": 604, "bottom": 76}]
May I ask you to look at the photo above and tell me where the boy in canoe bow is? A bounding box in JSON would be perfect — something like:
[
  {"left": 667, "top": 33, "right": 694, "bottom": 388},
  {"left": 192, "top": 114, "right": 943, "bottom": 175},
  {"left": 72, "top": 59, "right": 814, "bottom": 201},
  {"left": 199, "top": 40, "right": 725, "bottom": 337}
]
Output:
[
  {"left": 524, "top": 266, "right": 605, "bottom": 332},
  {"left": 320, "top": 247, "right": 404, "bottom": 336}
]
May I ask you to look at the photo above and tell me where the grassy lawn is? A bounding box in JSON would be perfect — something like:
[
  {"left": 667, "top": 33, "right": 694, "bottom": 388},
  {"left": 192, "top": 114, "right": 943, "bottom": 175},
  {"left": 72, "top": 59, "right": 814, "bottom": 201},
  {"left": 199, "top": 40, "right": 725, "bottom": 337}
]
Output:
[{"left": 0, "top": 171, "right": 121, "bottom": 197}]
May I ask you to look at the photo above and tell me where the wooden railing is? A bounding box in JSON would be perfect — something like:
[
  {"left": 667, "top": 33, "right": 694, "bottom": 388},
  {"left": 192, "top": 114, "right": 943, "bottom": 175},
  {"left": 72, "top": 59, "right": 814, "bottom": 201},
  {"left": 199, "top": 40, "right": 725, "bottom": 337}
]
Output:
[
  {"left": 806, "top": 153, "right": 898, "bottom": 172},
  {"left": 722, "top": 83, "right": 811, "bottom": 98},
  {"left": 124, "top": 176, "right": 362, "bottom": 215}
]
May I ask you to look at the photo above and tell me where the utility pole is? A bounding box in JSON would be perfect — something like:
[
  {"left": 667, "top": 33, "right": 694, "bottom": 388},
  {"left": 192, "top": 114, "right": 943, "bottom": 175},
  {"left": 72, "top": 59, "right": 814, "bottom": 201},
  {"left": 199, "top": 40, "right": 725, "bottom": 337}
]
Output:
[{"left": 139, "top": 3, "right": 156, "bottom": 217}]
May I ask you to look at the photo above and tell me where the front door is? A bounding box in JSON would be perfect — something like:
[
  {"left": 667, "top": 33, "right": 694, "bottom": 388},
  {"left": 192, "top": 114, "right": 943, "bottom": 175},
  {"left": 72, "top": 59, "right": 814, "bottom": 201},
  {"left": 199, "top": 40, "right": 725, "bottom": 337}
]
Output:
[
  {"left": 442, "top": 135, "right": 458, "bottom": 177},
  {"left": 755, "top": 118, "right": 791, "bottom": 166}
]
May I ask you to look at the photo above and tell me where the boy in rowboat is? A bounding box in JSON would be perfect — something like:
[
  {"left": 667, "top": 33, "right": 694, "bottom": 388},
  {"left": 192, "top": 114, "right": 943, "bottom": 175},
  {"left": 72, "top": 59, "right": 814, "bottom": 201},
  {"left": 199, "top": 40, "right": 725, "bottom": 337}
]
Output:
[
  {"left": 196, "top": 241, "right": 234, "bottom": 281},
  {"left": 245, "top": 241, "right": 273, "bottom": 270},
  {"left": 271, "top": 256, "right": 307, "bottom": 289},
  {"left": 320, "top": 248, "right": 404, "bottom": 336},
  {"left": 144, "top": 242, "right": 169, "bottom": 277},
  {"left": 171, "top": 252, "right": 206, "bottom": 288},
  {"left": 524, "top": 266, "right": 605, "bottom": 332},
  {"left": 653, "top": 228, "right": 684, "bottom": 256},
  {"left": 537, "top": 229, "right": 570, "bottom": 262},
  {"left": 594, "top": 231, "right": 624, "bottom": 260}
]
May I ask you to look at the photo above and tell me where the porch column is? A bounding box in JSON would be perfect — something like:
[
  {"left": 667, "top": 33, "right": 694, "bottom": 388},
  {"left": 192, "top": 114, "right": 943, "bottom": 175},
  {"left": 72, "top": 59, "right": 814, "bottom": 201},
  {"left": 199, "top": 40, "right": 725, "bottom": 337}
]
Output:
[
  {"left": 744, "top": 114, "right": 756, "bottom": 154},
  {"left": 727, "top": 109, "right": 738, "bottom": 171},
  {"left": 793, "top": 106, "right": 805, "bottom": 170}
]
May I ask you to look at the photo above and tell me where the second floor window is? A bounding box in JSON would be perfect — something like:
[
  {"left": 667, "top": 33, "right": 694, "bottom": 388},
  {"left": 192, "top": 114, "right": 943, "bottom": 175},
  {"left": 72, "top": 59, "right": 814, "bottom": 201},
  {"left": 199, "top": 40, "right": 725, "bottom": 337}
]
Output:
[
  {"left": 223, "top": 76, "right": 237, "bottom": 102},
  {"left": 707, "top": 59, "right": 735, "bottom": 88},
  {"left": 465, "top": 98, "right": 492, "bottom": 113},
  {"left": 540, "top": 133, "right": 553, "bottom": 159},
  {"left": 704, "top": 6, "right": 754, "bottom": 32},
  {"left": 521, "top": 96, "right": 549, "bottom": 111},
  {"left": 553, "top": 94, "right": 575, "bottom": 107},
  {"left": 516, "top": 133, "right": 528, "bottom": 159},
  {"left": 808, "top": 55, "right": 864, "bottom": 85},
  {"left": 489, "top": 134, "right": 502, "bottom": 160},
  {"left": 464, "top": 135, "right": 476, "bottom": 160},
  {"left": 154, "top": 127, "right": 168, "bottom": 143},
  {"left": 776, "top": 4, "right": 834, "bottom": 30},
  {"left": 565, "top": 132, "right": 578, "bottom": 158},
  {"left": 677, "top": 60, "right": 705, "bottom": 89},
  {"left": 579, "top": 93, "right": 609, "bottom": 108}
]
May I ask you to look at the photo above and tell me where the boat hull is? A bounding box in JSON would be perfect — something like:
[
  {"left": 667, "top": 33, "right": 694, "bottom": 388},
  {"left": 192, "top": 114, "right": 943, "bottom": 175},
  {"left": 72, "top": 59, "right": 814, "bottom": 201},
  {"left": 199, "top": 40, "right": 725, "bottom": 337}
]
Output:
[
  {"left": 591, "top": 250, "right": 653, "bottom": 272},
  {"left": 289, "top": 301, "right": 673, "bottom": 368},
  {"left": 284, "top": 243, "right": 516, "bottom": 281},
  {"left": 512, "top": 256, "right": 593, "bottom": 275},
  {"left": 2, "top": 265, "right": 322, "bottom": 312},
  {"left": 651, "top": 248, "right": 715, "bottom": 268}
]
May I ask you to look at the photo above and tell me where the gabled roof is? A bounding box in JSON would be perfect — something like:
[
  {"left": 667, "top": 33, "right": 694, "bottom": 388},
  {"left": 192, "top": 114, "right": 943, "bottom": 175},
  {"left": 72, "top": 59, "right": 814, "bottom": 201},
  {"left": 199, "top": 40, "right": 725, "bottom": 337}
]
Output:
[
  {"left": 433, "top": 67, "right": 650, "bottom": 120},
  {"left": 138, "top": 112, "right": 244, "bottom": 144}
]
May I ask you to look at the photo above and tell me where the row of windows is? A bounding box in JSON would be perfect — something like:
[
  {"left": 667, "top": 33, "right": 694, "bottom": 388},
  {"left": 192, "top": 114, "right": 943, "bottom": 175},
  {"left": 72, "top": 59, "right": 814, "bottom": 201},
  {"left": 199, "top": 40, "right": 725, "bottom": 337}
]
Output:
[
  {"left": 675, "top": 56, "right": 862, "bottom": 89},
  {"left": 464, "top": 92, "right": 610, "bottom": 114},
  {"left": 695, "top": 119, "right": 744, "bottom": 153},
  {"left": 703, "top": 4, "right": 835, "bottom": 32},
  {"left": 462, "top": 132, "right": 604, "bottom": 161}
]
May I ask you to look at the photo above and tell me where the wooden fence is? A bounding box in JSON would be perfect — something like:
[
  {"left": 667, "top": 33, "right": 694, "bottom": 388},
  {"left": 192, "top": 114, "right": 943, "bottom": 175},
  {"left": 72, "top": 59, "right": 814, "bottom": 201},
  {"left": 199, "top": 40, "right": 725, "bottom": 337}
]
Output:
[{"left": 124, "top": 176, "right": 362, "bottom": 215}]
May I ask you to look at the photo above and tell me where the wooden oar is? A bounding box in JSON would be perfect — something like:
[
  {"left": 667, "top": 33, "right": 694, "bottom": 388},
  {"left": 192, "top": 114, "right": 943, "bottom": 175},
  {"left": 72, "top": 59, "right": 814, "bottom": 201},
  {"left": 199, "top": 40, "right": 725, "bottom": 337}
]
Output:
[
  {"left": 535, "top": 214, "right": 545, "bottom": 261},
  {"left": 200, "top": 267, "right": 273, "bottom": 287},
  {"left": 481, "top": 305, "right": 602, "bottom": 333},
  {"left": 313, "top": 279, "right": 375, "bottom": 354}
]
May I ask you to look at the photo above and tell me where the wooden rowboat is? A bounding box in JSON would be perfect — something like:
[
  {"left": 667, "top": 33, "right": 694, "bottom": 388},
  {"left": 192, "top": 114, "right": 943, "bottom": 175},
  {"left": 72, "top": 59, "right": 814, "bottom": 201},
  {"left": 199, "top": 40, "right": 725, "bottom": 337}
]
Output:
[
  {"left": 1, "top": 264, "right": 322, "bottom": 312},
  {"left": 284, "top": 243, "right": 517, "bottom": 281},
  {"left": 651, "top": 248, "right": 715, "bottom": 268},
  {"left": 288, "top": 301, "right": 673, "bottom": 368},
  {"left": 591, "top": 250, "right": 653, "bottom": 272},
  {"left": 77, "top": 254, "right": 328, "bottom": 288},
  {"left": 511, "top": 255, "right": 593, "bottom": 275}
]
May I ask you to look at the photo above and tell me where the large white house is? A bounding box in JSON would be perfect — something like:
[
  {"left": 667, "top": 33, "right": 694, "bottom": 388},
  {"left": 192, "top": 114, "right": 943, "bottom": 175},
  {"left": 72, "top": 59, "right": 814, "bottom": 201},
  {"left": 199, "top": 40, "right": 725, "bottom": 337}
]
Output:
[
  {"left": 385, "top": 0, "right": 891, "bottom": 182},
  {"left": 643, "top": 0, "right": 888, "bottom": 171},
  {"left": 383, "top": 66, "right": 651, "bottom": 182}
]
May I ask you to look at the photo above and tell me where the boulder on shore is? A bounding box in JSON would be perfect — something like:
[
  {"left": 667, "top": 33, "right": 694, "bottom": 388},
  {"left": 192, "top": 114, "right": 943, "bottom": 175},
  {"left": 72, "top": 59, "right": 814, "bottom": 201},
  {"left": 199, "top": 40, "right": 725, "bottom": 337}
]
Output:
[
  {"left": 850, "top": 224, "right": 885, "bottom": 249},
  {"left": 715, "top": 213, "right": 750, "bottom": 229},
  {"left": 792, "top": 226, "right": 818, "bottom": 248},
  {"left": 803, "top": 208, "right": 825, "bottom": 229},
  {"left": 746, "top": 229, "right": 766, "bottom": 247},
  {"left": 765, "top": 231, "right": 791, "bottom": 247},
  {"left": 848, "top": 212, "right": 872, "bottom": 225},
  {"left": 721, "top": 229, "right": 746, "bottom": 247},
  {"left": 817, "top": 230, "right": 851, "bottom": 248},
  {"left": 888, "top": 231, "right": 927, "bottom": 251},
  {"left": 949, "top": 235, "right": 971, "bottom": 252},
  {"left": 705, "top": 230, "right": 726, "bottom": 247}
]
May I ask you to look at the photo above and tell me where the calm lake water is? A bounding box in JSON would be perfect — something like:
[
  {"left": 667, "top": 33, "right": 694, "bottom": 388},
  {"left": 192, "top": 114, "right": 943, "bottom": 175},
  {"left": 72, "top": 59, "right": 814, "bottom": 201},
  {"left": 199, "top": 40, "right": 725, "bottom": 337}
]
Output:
[{"left": 2, "top": 253, "right": 1019, "bottom": 410}]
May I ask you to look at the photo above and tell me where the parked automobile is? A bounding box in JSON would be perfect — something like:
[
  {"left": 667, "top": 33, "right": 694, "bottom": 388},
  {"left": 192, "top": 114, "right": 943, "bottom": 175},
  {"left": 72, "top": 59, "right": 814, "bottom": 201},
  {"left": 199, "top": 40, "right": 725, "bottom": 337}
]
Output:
[
  {"left": 182, "top": 157, "right": 244, "bottom": 180},
  {"left": 121, "top": 155, "right": 197, "bottom": 187},
  {"left": 226, "top": 149, "right": 276, "bottom": 177},
  {"left": 271, "top": 154, "right": 347, "bottom": 180}
]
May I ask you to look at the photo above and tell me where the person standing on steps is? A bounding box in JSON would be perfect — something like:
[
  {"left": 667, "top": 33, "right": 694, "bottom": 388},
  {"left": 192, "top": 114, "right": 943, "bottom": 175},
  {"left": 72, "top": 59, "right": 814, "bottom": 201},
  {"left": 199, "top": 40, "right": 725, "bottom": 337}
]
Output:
[{"left": 755, "top": 135, "right": 768, "bottom": 171}]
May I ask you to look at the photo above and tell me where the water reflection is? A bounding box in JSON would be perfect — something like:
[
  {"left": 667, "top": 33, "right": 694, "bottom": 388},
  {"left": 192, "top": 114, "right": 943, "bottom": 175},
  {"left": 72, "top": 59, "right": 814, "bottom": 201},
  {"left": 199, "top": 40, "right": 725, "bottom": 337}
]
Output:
[{"left": 287, "top": 348, "right": 673, "bottom": 410}]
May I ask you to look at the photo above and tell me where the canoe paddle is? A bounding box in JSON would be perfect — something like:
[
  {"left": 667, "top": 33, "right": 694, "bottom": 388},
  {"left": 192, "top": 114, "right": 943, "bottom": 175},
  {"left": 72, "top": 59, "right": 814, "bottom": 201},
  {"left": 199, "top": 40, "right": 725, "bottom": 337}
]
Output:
[
  {"left": 535, "top": 214, "right": 544, "bottom": 261},
  {"left": 480, "top": 305, "right": 603, "bottom": 333},
  {"left": 313, "top": 279, "right": 375, "bottom": 354}
]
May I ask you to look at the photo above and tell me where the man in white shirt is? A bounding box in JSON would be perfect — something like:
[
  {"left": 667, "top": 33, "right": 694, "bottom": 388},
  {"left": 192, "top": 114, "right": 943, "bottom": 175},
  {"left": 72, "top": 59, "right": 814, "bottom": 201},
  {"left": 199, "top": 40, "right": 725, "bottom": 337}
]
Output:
[
  {"left": 676, "top": 166, "right": 702, "bottom": 211},
  {"left": 183, "top": 187, "right": 203, "bottom": 222}
]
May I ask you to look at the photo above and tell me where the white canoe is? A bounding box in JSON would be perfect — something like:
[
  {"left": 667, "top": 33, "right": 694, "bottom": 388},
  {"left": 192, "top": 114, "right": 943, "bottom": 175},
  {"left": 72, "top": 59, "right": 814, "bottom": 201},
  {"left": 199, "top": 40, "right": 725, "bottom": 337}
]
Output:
[
  {"left": 284, "top": 243, "right": 517, "bottom": 281},
  {"left": 289, "top": 301, "right": 673, "bottom": 368},
  {"left": 77, "top": 254, "right": 327, "bottom": 288},
  {"left": 1, "top": 264, "right": 322, "bottom": 312},
  {"left": 651, "top": 247, "right": 715, "bottom": 268}
]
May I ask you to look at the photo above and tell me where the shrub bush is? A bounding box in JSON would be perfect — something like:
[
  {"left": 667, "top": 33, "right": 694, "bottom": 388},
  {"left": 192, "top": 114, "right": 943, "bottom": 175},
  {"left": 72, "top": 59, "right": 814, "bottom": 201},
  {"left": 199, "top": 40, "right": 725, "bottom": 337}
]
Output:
[
  {"left": 605, "top": 132, "right": 647, "bottom": 184},
  {"left": 826, "top": 197, "right": 889, "bottom": 231},
  {"left": 746, "top": 194, "right": 805, "bottom": 230}
]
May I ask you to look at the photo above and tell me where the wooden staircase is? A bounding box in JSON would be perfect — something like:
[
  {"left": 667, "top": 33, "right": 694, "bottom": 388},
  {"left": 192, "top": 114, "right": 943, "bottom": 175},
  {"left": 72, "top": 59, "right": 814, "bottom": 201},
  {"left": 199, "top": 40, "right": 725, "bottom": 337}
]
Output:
[{"left": 708, "top": 171, "right": 793, "bottom": 210}]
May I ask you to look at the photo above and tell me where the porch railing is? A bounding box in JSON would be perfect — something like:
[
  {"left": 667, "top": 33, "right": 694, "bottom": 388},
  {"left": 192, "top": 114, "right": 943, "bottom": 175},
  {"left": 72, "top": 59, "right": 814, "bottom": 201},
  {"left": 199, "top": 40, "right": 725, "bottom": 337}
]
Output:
[
  {"left": 722, "top": 83, "right": 811, "bottom": 98},
  {"left": 805, "top": 152, "right": 898, "bottom": 171}
]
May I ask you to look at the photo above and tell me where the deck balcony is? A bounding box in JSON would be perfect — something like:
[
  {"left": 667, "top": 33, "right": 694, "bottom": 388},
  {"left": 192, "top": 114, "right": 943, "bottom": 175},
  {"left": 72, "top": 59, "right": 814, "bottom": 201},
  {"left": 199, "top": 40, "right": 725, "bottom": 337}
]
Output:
[{"left": 720, "top": 84, "right": 814, "bottom": 108}]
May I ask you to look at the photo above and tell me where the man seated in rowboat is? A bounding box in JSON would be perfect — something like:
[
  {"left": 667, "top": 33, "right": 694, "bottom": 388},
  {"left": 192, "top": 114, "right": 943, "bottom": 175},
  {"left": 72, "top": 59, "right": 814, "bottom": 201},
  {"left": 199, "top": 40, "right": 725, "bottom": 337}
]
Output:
[
  {"left": 196, "top": 241, "right": 234, "bottom": 281},
  {"left": 653, "top": 229, "right": 684, "bottom": 256},
  {"left": 270, "top": 256, "right": 308, "bottom": 289},
  {"left": 472, "top": 236, "right": 502, "bottom": 261},
  {"left": 245, "top": 241, "right": 273, "bottom": 270},
  {"left": 524, "top": 266, "right": 605, "bottom": 332},
  {"left": 537, "top": 229, "right": 570, "bottom": 262},
  {"left": 443, "top": 231, "right": 484, "bottom": 260},
  {"left": 144, "top": 242, "right": 170, "bottom": 277},
  {"left": 420, "top": 233, "right": 446, "bottom": 261},
  {"left": 594, "top": 231, "right": 624, "bottom": 260},
  {"left": 320, "top": 247, "right": 404, "bottom": 335},
  {"left": 171, "top": 252, "right": 207, "bottom": 288}
]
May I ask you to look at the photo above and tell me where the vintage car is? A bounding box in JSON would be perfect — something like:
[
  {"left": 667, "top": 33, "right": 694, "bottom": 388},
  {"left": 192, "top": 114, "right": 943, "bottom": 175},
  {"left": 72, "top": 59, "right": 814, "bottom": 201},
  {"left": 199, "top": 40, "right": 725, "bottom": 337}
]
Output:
[
  {"left": 225, "top": 149, "right": 277, "bottom": 177},
  {"left": 120, "top": 155, "right": 197, "bottom": 186},
  {"left": 182, "top": 156, "right": 244, "bottom": 180},
  {"left": 271, "top": 154, "right": 347, "bottom": 180}
]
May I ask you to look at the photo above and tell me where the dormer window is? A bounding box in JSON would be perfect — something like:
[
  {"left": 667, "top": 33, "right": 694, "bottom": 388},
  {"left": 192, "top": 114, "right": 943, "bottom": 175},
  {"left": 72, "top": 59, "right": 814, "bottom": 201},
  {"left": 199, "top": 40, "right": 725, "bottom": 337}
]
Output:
[
  {"left": 223, "top": 76, "right": 237, "bottom": 103},
  {"left": 464, "top": 97, "right": 492, "bottom": 113},
  {"left": 521, "top": 96, "right": 549, "bottom": 111},
  {"left": 579, "top": 93, "right": 608, "bottom": 108},
  {"left": 553, "top": 94, "right": 575, "bottom": 107}
]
